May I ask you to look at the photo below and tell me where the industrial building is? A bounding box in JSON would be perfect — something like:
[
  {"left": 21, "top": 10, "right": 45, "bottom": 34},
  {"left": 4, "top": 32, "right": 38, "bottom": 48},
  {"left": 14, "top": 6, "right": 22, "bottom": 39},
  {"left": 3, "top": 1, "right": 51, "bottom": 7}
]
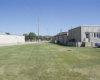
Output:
[
  {"left": 52, "top": 32, "right": 68, "bottom": 44},
  {"left": 0, "top": 34, "right": 25, "bottom": 44},
  {"left": 68, "top": 25, "right": 100, "bottom": 43},
  {"left": 52, "top": 25, "right": 100, "bottom": 47}
]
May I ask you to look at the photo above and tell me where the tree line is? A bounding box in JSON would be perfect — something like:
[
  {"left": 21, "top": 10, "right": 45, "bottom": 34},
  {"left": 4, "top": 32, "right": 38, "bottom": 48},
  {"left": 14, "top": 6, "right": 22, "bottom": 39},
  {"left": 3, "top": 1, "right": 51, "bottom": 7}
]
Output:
[
  {"left": 5, "top": 32, "right": 52, "bottom": 41},
  {"left": 23, "top": 32, "right": 52, "bottom": 41}
]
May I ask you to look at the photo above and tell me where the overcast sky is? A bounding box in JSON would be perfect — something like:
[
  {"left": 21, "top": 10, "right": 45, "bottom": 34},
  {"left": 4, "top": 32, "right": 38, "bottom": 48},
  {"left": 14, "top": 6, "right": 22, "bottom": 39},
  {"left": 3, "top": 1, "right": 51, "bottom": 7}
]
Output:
[{"left": 0, "top": 0, "right": 100, "bottom": 36}]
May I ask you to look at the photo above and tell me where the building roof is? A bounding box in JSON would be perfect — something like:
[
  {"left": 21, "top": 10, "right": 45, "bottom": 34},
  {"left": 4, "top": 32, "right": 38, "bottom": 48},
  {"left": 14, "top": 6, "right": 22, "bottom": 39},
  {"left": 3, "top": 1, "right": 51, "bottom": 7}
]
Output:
[
  {"left": 61, "top": 32, "right": 68, "bottom": 35},
  {"left": 81, "top": 25, "right": 100, "bottom": 26},
  {"left": 69, "top": 25, "right": 100, "bottom": 31},
  {"left": 54, "top": 32, "right": 68, "bottom": 37},
  {"left": 0, "top": 34, "right": 24, "bottom": 36}
]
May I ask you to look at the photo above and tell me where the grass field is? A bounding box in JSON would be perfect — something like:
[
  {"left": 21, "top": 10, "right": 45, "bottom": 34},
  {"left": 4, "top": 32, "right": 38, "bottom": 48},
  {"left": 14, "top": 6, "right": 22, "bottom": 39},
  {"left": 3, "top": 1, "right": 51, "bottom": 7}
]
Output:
[{"left": 0, "top": 42, "right": 100, "bottom": 80}]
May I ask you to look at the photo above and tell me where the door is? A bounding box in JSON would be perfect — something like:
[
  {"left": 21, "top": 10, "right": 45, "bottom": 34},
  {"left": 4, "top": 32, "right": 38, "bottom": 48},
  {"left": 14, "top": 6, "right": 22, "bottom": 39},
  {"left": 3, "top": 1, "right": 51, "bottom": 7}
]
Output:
[{"left": 86, "top": 33, "right": 89, "bottom": 42}]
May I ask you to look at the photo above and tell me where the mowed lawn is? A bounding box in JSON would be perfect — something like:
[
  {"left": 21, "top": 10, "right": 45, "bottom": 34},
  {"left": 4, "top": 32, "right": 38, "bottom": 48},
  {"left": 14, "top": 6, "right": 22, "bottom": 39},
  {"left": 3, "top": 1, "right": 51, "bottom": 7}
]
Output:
[{"left": 0, "top": 42, "right": 100, "bottom": 80}]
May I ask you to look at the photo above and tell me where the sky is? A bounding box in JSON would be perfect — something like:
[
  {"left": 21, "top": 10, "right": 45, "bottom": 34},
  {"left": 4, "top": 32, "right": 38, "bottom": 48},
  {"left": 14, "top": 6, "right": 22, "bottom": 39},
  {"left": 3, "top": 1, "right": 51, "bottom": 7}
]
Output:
[{"left": 0, "top": 0, "right": 100, "bottom": 36}]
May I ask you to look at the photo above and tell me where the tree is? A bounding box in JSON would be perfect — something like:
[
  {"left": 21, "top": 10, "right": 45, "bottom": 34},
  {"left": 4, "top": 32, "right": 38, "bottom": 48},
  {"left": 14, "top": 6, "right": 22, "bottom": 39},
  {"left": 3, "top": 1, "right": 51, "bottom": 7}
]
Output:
[
  {"left": 23, "top": 34, "right": 29, "bottom": 40},
  {"left": 43, "top": 36, "right": 46, "bottom": 40},
  {"left": 36, "top": 36, "right": 38, "bottom": 40},
  {"left": 48, "top": 36, "right": 52, "bottom": 40},
  {"left": 29, "top": 32, "right": 36, "bottom": 39},
  {"left": 6, "top": 32, "right": 10, "bottom": 35},
  {"left": 39, "top": 35, "right": 44, "bottom": 40}
]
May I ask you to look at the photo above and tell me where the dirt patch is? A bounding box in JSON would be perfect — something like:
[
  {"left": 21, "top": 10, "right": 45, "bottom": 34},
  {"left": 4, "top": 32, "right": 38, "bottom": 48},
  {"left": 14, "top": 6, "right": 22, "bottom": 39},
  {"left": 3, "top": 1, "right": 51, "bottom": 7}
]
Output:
[{"left": 46, "top": 68, "right": 58, "bottom": 73}]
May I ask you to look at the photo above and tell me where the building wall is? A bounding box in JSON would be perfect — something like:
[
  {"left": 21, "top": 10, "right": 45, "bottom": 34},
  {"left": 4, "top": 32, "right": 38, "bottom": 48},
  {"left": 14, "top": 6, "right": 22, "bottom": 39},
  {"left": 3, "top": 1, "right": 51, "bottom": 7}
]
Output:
[
  {"left": 59, "top": 35, "right": 63, "bottom": 44},
  {"left": 81, "top": 26, "right": 100, "bottom": 42},
  {"left": 55, "top": 36, "right": 59, "bottom": 41},
  {"left": 52, "top": 34, "right": 68, "bottom": 44},
  {"left": 67, "top": 42, "right": 84, "bottom": 47},
  {"left": 83, "top": 42, "right": 95, "bottom": 47},
  {"left": 64, "top": 35, "right": 67, "bottom": 44},
  {"left": 0, "top": 35, "right": 25, "bottom": 44},
  {"left": 68, "top": 27, "right": 81, "bottom": 42},
  {"left": 52, "top": 37, "right": 55, "bottom": 43}
]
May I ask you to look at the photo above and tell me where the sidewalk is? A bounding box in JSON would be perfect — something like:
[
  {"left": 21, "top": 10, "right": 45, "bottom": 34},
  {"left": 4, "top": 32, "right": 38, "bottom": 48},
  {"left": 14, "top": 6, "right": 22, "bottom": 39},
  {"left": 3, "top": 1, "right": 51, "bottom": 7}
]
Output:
[
  {"left": 0, "top": 41, "right": 49, "bottom": 47},
  {"left": 0, "top": 42, "right": 38, "bottom": 47}
]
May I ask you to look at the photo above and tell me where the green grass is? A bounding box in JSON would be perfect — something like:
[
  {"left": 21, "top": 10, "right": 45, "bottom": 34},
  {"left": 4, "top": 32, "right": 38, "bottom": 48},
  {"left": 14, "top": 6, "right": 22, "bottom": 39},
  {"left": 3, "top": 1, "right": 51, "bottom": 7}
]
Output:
[{"left": 0, "top": 42, "right": 100, "bottom": 80}]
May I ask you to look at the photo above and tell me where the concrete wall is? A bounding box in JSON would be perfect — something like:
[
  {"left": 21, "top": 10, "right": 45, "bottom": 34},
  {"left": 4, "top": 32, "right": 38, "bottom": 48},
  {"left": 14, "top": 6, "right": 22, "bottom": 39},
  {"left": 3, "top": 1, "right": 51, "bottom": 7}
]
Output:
[
  {"left": 0, "top": 34, "right": 25, "bottom": 44},
  {"left": 81, "top": 26, "right": 100, "bottom": 42},
  {"left": 67, "top": 42, "right": 77, "bottom": 46},
  {"left": 67, "top": 42, "right": 83, "bottom": 47},
  {"left": 68, "top": 27, "right": 81, "bottom": 42},
  {"left": 83, "top": 42, "right": 95, "bottom": 47},
  {"left": 67, "top": 42, "right": 95, "bottom": 47}
]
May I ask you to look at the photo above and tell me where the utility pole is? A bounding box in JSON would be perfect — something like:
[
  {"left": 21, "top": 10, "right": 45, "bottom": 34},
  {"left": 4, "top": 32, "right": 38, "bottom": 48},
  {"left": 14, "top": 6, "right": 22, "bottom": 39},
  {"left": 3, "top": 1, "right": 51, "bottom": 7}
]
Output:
[
  {"left": 71, "top": 26, "right": 72, "bottom": 39},
  {"left": 47, "top": 28, "right": 48, "bottom": 40},
  {"left": 60, "top": 29, "right": 62, "bottom": 35},
  {"left": 38, "top": 13, "right": 39, "bottom": 43}
]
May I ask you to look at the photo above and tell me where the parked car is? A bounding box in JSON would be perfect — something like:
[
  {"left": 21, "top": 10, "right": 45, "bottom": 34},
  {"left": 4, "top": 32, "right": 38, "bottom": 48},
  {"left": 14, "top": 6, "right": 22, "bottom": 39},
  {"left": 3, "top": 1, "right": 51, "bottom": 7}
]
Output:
[{"left": 95, "top": 42, "right": 100, "bottom": 48}]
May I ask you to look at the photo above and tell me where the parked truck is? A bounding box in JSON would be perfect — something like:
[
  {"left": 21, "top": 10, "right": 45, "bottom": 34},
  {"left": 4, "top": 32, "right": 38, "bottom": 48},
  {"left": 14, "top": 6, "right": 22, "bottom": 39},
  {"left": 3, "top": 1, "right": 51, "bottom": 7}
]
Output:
[{"left": 95, "top": 43, "right": 100, "bottom": 48}]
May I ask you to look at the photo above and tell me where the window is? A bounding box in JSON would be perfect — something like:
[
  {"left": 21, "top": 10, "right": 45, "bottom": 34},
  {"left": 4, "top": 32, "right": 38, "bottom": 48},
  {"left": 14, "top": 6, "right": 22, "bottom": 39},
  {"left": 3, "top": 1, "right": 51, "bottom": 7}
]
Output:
[
  {"left": 86, "top": 33, "right": 89, "bottom": 38},
  {"left": 97, "top": 33, "right": 99, "bottom": 38},
  {"left": 91, "top": 33, "right": 100, "bottom": 38},
  {"left": 94, "top": 33, "right": 96, "bottom": 38},
  {"left": 99, "top": 33, "right": 100, "bottom": 39}
]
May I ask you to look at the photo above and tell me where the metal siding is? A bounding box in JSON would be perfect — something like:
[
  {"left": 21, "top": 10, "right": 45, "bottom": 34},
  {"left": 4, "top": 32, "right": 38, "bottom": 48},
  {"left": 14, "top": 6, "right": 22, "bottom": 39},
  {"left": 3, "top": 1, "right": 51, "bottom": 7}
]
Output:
[
  {"left": 59, "top": 36, "right": 63, "bottom": 44},
  {"left": 64, "top": 35, "right": 67, "bottom": 44},
  {"left": 56, "top": 36, "right": 59, "bottom": 41},
  {"left": 68, "top": 27, "right": 81, "bottom": 42}
]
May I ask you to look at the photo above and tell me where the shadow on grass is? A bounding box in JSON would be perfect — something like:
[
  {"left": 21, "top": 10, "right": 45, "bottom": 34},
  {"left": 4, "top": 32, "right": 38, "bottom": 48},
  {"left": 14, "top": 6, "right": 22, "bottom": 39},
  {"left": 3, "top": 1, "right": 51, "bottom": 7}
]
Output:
[
  {"left": 92, "top": 47, "right": 100, "bottom": 49},
  {"left": 49, "top": 42, "right": 75, "bottom": 47}
]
